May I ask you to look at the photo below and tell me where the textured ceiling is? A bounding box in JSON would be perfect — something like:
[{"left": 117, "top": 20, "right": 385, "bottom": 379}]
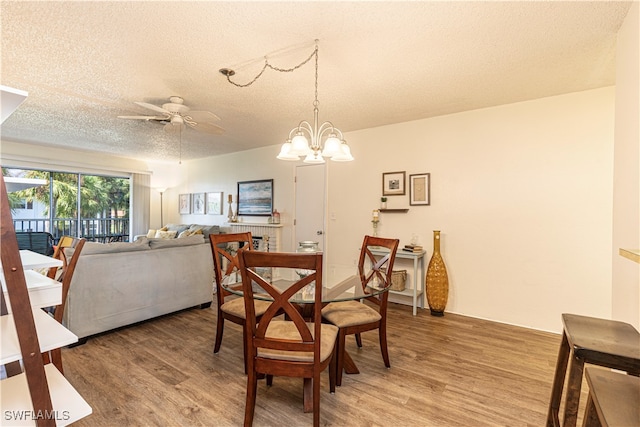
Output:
[{"left": 0, "top": 1, "right": 633, "bottom": 163}]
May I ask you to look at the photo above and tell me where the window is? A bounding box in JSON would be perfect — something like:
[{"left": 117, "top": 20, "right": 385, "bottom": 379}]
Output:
[{"left": 2, "top": 167, "right": 131, "bottom": 241}]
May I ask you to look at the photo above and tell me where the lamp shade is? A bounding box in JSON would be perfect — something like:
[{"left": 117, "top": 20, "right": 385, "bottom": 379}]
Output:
[
  {"left": 330, "top": 142, "right": 354, "bottom": 162},
  {"left": 290, "top": 132, "right": 311, "bottom": 156},
  {"left": 321, "top": 134, "right": 342, "bottom": 157},
  {"left": 303, "top": 152, "right": 325, "bottom": 164},
  {"left": 277, "top": 142, "right": 300, "bottom": 160}
]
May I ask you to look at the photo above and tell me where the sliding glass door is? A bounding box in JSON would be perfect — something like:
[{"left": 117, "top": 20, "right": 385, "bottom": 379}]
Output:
[{"left": 3, "top": 168, "right": 131, "bottom": 242}]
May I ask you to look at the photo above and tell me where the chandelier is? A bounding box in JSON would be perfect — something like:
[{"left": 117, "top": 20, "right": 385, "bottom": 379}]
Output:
[{"left": 220, "top": 40, "right": 354, "bottom": 163}]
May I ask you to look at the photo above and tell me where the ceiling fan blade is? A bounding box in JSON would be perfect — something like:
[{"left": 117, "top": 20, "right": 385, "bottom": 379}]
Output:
[
  {"left": 117, "top": 115, "right": 169, "bottom": 120},
  {"left": 134, "top": 101, "right": 170, "bottom": 115},
  {"left": 183, "top": 110, "right": 220, "bottom": 122},
  {"left": 186, "top": 121, "right": 225, "bottom": 135}
]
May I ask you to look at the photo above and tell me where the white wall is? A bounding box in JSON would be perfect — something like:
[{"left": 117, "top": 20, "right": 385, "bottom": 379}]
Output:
[
  {"left": 612, "top": 1, "right": 640, "bottom": 329},
  {"left": 327, "top": 88, "right": 615, "bottom": 333},
  {"left": 166, "top": 88, "right": 614, "bottom": 333}
]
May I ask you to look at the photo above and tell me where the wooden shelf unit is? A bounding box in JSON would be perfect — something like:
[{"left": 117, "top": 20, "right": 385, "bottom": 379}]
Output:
[
  {"left": 379, "top": 209, "right": 409, "bottom": 213},
  {"left": 1, "top": 171, "right": 92, "bottom": 426}
]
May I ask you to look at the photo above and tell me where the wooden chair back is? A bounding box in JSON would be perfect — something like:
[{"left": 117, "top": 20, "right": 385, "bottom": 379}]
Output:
[
  {"left": 209, "top": 232, "right": 253, "bottom": 305},
  {"left": 51, "top": 238, "right": 86, "bottom": 324},
  {"left": 239, "top": 251, "right": 324, "bottom": 363},
  {"left": 46, "top": 236, "right": 79, "bottom": 280},
  {"left": 357, "top": 235, "right": 399, "bottom": 312}
]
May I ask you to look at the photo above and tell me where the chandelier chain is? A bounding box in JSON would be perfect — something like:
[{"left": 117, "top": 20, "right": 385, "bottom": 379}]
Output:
[{"left": 224, "top": 44, "right": 318, "bottom": 88}]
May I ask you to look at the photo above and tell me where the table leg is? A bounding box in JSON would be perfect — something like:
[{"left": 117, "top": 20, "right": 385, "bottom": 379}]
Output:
[
  {"left": 412, "top": 256, "right": 418, "bottom": 316},
  {"left": 547, "top": 332, "right": 570, "bottom": 427},
  {"left": 343, "top": 350, "right": 360, "bottom": 375}
]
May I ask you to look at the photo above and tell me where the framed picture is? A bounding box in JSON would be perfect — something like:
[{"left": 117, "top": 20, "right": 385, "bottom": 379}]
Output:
[
  {"left": 206, "top": 191, "right": 223, "bottom": 215},
  {"left": 192, "top": 193, "right": 205, "bottom": 214},
  {"left": 179, "top": 194, "right": 191, "bottom": 214},
  {"left": 237, "top": 179, "right": 274, "bottom": 216},
  {"left": 382, "top": 171, "right": 406, "bottom": 196},
  {"left": 409, "top": 173, "right": 431, "bottom": 206}
]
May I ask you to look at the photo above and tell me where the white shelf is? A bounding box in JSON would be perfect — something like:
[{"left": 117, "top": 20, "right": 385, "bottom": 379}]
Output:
[
  {"left": 0, "top": 363, "right": 92, "bottom": 426},
  {"left": 2, "top": 270, "right": 62, "bottom": 311},
  {"left": 619, "top": 248, "right": 640, "bottom": 264},
  {"left": 370, "top": 248, "right": 426, "bottom": 316},
  {"left": 1, "top": 308, "right": 78, "bottom": 365},
  {"left": 390, "top": 287, "right": 425, "bottom": 298},
  {"left": 0, "top": 250, "right": 62, "bottom": 272}
]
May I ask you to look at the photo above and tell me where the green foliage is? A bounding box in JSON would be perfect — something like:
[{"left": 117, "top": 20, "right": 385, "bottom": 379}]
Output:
[{"left": 5, "top": 169, "right": 129, "bottom": 218}]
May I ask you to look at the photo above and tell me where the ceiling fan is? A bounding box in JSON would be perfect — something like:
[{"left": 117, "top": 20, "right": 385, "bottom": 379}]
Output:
[{"left": 118, "top": 96, "right": 224, "bottom": 135}]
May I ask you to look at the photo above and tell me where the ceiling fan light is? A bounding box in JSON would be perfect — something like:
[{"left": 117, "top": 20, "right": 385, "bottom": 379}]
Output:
[
  {"left": 290, "top": 132, "right": 310, "bottom": 156},
  {"left": 331, "top": 142, "right": 354, "bottom": 162},
  {"left": 321, "top": 134, "right": 342, "bottom": 157},
  {"left": 277, "top": 142, "right": 300, "bottom": 161}
]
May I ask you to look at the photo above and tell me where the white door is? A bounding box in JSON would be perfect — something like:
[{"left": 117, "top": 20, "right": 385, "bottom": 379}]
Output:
[{"left": 295, "top": 164, "right": 325, "bottom": 251}]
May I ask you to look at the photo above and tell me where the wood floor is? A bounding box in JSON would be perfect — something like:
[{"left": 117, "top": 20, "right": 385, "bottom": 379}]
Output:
[{"left": 62, "top": 302, "right": 570, "bottom": 426}]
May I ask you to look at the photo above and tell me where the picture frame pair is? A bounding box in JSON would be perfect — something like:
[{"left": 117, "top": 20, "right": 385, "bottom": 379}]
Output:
[
  {"left": 382, "top": 171, "right": 430, "bottom": 206},
  {"left": 179, "top": 192, "right": 224, "bottom": 215}
]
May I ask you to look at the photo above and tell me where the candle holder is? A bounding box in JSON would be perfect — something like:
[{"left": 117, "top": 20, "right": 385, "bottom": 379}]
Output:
[{"left": 371, "top": 219, "right": 379, "bottom": 237}]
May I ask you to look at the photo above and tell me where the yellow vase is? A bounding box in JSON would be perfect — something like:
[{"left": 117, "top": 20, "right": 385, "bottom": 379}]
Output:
[{"left": 426, "top": 230, "right": 449, "bottom": 316}]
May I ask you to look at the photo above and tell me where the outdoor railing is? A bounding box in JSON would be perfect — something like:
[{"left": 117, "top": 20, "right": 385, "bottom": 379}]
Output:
[{"left": 12, "top": 217, "right": 130, "bottom": 243}]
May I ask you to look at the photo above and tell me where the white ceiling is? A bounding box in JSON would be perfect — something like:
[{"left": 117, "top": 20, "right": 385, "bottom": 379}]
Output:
[{"left": 0, "top": 1, "right": 633, "bottom": 163}]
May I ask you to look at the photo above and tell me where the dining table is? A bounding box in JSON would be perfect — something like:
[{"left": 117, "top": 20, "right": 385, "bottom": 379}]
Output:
[{"left": 222, "top": 272, "right": 391, "bottom": 412}]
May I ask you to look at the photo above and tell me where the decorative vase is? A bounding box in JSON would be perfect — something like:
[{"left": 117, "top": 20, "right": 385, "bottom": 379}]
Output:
[
  {"left": 380, "top": 201, "right": 387, "bottom": 209},
  {"left": 426, "top": 230, "right": 449, "bottom": 316}
]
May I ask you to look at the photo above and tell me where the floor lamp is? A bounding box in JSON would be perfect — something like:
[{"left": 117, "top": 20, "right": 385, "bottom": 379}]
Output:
[{"left": 157, "top": 188, "right": 167, "bottom": 227}]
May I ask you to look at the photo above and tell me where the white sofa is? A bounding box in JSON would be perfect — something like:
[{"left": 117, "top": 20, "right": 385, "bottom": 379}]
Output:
[{"left": 64, "top": 234, "right": 214, "bottom": 340}]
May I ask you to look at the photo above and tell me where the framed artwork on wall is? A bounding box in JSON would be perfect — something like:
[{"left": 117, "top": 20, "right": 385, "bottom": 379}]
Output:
[
  {"left": 179, "top": 194, "right": 191, "bottom": 214},
  {"left": 382, "top": 171, "right": 406, "bottom": 196},
  {"left": 237, "top": 179, "right": 273, "bottom": 216},
  {"left": 206, "top": 192, "right": 223, "bottom": 215},
  {"left": 409, "top": 173, "right": 430, "bottom": 206},
  {"left": 192, "top": 193, "right": 205, "bottom": 214}
]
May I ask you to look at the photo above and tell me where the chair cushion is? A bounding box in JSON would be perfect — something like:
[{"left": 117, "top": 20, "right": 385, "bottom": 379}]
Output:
[
  {"left": 258, "top": 321, "right": 338, "bottom": 363},
  {"left": 322, "top": 300, "right": 381, "bottom": 328},
  {"left": 220, "top": 297, "right": 270, "bottom": 318}
]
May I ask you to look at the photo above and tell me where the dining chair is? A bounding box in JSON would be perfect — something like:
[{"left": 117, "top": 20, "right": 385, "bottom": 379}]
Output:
[
  {"left": 209, "top": 232, "right": 271, "bottom": 371},
  {"left": 322, "top": 235, "right": 399, "bottom": 386},
  {"left": 42, "top": 237, "right": 86, "bottom": 374},
  {"left": 46, "top": 235, "right": 78, "bottom": 280},
  {"left": 238, "top": 250, "right": 337, "bottom": 427}
]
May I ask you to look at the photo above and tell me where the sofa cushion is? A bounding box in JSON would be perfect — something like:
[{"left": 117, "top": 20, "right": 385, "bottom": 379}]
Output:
[
  {"left": 149, "top": 234, "right": 205, "bottom": 249},
  {"left": 165, "top": 223, "right": 190, "bottom": 235},
  {"left": 155, "top": 230, "right": 177, "bottom": 239},
  {"left": 80, "top": 237, "right": 151, "bottom": 255}
]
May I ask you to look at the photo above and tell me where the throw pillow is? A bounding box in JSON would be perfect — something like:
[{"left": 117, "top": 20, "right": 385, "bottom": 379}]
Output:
[
  {"left": 146, "top": 229, "right": 156, "bottom": 239},
  {"left": 177, "top": 229, "right": 192, "bottom": 238},
  {"left": 154, "top": 230, "right": 177, "bottom": 239}
]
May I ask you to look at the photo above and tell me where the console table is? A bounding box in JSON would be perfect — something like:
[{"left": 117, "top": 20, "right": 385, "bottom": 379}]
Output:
[{"left": 370, "top": 248, "right": 426, "bottom": 315}]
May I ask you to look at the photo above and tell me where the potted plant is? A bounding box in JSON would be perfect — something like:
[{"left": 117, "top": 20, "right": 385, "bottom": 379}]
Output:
[{"left": 380, "top": 197, "right": 387, "bottom": 209}]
